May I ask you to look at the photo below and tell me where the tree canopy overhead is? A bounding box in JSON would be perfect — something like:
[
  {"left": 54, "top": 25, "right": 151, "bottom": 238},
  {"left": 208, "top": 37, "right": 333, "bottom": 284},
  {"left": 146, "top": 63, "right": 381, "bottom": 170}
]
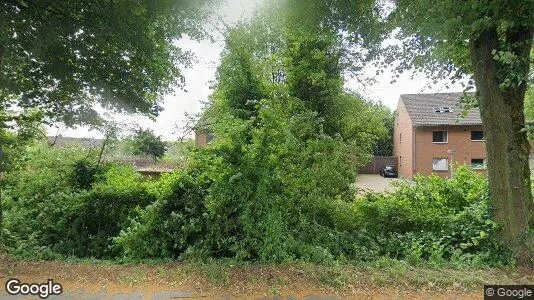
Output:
[
  {"left": 278, "top": 0, "right": 533, "bottom": 267},
  {"left": 0, "top": 0, "right": 209, "bottom": 127},
  {"left": 387, "top": 0, "right": 534, "bottom": 267}
]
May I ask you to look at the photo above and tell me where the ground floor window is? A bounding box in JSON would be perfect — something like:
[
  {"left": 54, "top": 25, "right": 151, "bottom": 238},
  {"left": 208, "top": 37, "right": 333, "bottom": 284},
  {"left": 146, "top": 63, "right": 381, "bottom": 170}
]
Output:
[
  {"left": 432, "top": 158, "right": 448, "bottom": 171},
  {"left": 471, "top": 158, "right": 486, "bottom": 169}
]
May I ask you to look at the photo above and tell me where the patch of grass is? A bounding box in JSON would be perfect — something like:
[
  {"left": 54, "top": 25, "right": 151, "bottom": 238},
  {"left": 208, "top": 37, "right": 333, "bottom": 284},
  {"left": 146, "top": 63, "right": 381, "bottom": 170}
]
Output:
[
  {"left": 316, "top": 266, "right": 351, "bottom": 287},
  {"left": 268, "top": 285, "right": 281, "bottom": 296},
  {"left": 117, "top": 269, "right": 147, "bottom": 285},
  {"left": 365, "top": 258, "right": 494, "bottom": 289},
  {"left": 160, "top": 258, "right": 233, "bottom": 285},
  {"left": 2, "top": 251, "right": 530, "bottom": 294},
  {"left": 202, "top": 260, "right": 231, "bottom": 285}
]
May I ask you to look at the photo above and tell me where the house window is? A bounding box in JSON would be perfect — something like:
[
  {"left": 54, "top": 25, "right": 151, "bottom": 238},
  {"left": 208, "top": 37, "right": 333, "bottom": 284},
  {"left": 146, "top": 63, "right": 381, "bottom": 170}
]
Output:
[
  {"left": 471, "top": 130, "right": 484, "bottom": 141},
  {"left": 399, "top": 155, "right": 403, "bottom": 166},
  {"left": 471, "top": 158, "right": 486, "bottom": 169},
  {"left": 400, "top": 133, "right": 402, "bottom": 143},
  {"left": 432, "top": 158, "right": 448, "bottom": 171},
  {"left": 432, "top": 131, "right": 448, "bottom": 143},
  {"left": 433, "top": 107, "right": 454, "bottom": 113}
]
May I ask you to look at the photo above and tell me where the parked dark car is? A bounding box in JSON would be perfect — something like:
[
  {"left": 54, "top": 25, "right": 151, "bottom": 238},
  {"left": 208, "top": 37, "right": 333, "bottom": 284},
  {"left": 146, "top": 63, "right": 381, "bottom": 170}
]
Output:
[{"left": 379, "top": 165, "right": 398, "bottom": 178}]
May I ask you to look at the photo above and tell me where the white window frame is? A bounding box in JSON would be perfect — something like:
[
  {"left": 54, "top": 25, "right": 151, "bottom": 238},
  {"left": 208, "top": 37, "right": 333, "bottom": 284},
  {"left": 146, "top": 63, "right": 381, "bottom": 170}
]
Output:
[
  {"left": 471, "top": 158, "right": 486, "bottom": 169},
  {"left": 471, "top": 130, "right": 484, "bottom": 141},
  {"left": 432, "top": 131, "right": 448, "bottom": 143},
  {"left": 432, "top": 158, "right": 448, "bottom": 171}
]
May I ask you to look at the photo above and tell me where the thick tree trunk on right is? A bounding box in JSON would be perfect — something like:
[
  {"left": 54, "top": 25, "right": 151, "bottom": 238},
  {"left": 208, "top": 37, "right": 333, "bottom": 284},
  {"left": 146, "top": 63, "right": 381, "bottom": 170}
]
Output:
[
  {"left": 0, "top": 45, "right": 4, "bottom": 71},
  {"left": 0, "top": 44, "right": 4, "bottom": 243},
  {"left": 470, "top": 28, "right": 534, "bottom": 267}
]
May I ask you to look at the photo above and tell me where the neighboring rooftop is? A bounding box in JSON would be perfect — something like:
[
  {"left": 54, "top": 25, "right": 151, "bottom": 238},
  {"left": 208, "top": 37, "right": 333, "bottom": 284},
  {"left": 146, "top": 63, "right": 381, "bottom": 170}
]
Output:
[
  {"left": 400, "top": 92, "right": 482, "bottom": 126},
  {"left": 46, "top": 136, "right": 181, "bottom": 174},
  {"left": 47, "top": 136, "right": 104, "bottom": 148}
]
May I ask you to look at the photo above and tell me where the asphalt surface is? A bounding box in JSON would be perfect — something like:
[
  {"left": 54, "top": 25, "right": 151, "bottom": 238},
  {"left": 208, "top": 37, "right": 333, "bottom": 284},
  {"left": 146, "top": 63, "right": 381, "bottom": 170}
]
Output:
[{"left": 355, "top": 174, "right": 404, "bottom": 195}]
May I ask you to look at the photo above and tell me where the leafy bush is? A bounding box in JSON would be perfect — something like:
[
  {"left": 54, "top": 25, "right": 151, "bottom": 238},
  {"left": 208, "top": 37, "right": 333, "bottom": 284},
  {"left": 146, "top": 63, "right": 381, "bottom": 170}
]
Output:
[
  {"left": 2, "top": 144, "right": 154, "bottom": 258},
  {"left": 116, "top": 97, "right": 364, "bottom": 263},
  {"left": 2, "top": 142, "right": 510, "bottom": 267},
  {"left": 354, "top": 165, "right": 511, "bottom": 266},
  {"left": 116, "top": 168, "right": 212, "bottom": 259}
]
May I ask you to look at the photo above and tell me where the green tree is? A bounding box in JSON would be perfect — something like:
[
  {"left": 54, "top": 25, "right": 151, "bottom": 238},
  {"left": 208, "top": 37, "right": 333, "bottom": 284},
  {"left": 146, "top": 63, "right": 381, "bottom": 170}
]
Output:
[
  {"left": 127, "top": 128, "right": 166, "bottom": 160},
  {"left": 386, "top": 0, "right": 534, "bottom": 267},
  {"left": 0, "top": 0, "right": 208, "bottom": 126},
  {"left": 523, "top": 49, "right": 534, "bottom": 122},
  {"left": 525, "top": 88, "right": 534, "bottom": 122},
  {"left": 282, "top": 0, "right": 533, "bottom": 267},
  {"left": 215, "top": 26, "right": 268, "bottom": 120},
  {"left": 371, "top": 103, "right": 394, "bottom": 157},
  {"left": 0, "top": 0, "right": 208, "bottom": 237},
  {"left": 168, "top": 14, "right": 387, "bottom": 260}
]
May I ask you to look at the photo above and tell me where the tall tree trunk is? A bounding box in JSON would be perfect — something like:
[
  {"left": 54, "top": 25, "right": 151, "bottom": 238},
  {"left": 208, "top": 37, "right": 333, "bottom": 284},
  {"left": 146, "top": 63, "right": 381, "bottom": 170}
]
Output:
[
  {"left": 0, "top": 44, "right": 4, "bottom": 244},
  {"left": 470, "top": 28, "right": 534, "bottom": 267},
  {"left": 0, "top": 137, "right": 3, "bottom": 244},
  {"left": 0, "top": 44, "right": 4, "bottom": 71}
]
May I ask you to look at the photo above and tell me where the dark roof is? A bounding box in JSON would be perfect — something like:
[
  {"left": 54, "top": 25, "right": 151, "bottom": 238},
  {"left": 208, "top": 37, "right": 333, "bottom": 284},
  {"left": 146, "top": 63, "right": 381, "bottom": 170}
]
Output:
[
  {"left": 400, "top": 92, "right": 482, "bottom": 126},
  {"left": 47, "top": 136, "right": 104, "bottom": 148}
]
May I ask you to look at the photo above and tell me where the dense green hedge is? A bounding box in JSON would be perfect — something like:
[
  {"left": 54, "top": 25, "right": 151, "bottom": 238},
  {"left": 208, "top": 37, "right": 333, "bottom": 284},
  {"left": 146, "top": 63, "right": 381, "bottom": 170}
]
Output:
[
  {"left": 2, "top": 145, "right": 154, "bottom": 259},
  {"left": 116, "top": 163, "right": 509, "bottom": 266},
  {"left": 1, "top": 143, "right": 511, "bottom": 266}
]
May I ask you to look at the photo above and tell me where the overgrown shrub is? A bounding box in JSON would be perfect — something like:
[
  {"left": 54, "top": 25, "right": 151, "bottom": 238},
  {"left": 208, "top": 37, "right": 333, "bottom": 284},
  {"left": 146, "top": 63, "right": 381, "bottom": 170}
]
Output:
[
  {"left": 115, "top": 98, "right": 364, "bottom": 263},
  {"left": 2, "top": 141, "right": 511, "bottom": 266},
  {"left": 2, "top": 144, "right": 154, "bottom": 258},
  {"left": 116, "top": 168, "right": 212, "bottom": 259},
  {"left": 354, "top": 166, "right": 511, "bottom": 266}
]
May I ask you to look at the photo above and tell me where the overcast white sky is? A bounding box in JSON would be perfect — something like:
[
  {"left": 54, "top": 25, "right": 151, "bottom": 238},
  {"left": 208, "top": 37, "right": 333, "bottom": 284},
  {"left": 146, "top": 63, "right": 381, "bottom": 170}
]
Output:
[{"left": 51, "top": 0, "right": 468, "bottom": 140}]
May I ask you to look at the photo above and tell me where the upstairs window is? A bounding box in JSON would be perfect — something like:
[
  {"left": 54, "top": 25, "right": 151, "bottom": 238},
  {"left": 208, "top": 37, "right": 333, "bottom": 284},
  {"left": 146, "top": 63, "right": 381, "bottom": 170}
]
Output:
[
  {"left": 432, "top": 131, "right": 448, "bottom": 143},
  {"left": 433, "top": 107, "right": 454, "bottom": 113},
  {"left": 471, "top": 130, "right": 484, "bottom": 141}
]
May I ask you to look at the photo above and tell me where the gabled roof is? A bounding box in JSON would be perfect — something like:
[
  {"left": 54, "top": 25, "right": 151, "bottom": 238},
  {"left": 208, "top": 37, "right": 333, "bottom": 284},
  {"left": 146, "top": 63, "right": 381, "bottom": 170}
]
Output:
[{"left": 400, "top": 92, "right": 482, "bottom": 126}]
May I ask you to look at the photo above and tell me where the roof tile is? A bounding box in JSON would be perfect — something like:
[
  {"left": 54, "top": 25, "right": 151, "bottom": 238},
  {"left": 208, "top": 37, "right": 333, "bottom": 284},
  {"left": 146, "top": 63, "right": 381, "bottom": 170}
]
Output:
[{"left": 400, "top": 92, "right": 482, "bottom": 126}]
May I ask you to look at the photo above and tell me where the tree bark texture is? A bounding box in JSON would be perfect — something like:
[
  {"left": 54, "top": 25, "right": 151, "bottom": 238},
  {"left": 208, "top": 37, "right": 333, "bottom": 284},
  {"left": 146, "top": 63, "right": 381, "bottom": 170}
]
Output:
[
  {"left": 0, "top": 44, "right": 4, "bottom": 241},
  {"left": 0, "top": 45, "right": 4, "bottom": 72},
  {"left": 470, "top": 28, "right": 534, "bottom": 267}
]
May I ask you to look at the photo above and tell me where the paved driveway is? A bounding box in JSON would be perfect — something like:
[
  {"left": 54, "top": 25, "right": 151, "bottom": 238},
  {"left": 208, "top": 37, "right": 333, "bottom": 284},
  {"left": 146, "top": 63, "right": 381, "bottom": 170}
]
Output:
[{"left": 355, "top": 174, "right": 405, "bottom": 196}]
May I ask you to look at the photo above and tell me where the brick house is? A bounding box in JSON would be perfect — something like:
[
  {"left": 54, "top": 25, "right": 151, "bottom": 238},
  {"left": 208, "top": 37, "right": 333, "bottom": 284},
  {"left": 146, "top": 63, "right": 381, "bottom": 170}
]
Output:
[
  {"left": 193, "top": 114, "right": 215, "bottom": 148},
  {"left": 393, "top": 93, "right": 487, "bottom": 178},
  {"left": 194, "top": 129, "right": 215, "bottom": 148}
]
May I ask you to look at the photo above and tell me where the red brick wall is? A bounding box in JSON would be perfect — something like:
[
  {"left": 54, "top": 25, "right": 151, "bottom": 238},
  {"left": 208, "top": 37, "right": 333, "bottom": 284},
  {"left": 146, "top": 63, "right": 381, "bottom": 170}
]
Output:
[
  {"left": 195, "top": 130, "right": 208, "bottom": 148},
  {"left": 393, "top": 100, "right": 414, "bottom": 178},
  {"left": 414, "top": 125, "right": 487, "bottom": 178}
]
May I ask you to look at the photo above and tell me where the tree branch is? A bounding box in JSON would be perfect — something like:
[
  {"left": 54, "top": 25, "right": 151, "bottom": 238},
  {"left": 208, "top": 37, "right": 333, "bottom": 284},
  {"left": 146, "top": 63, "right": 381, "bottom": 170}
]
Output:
[{"left": 16, "top": 0, "right": 64, "bottom": 16}]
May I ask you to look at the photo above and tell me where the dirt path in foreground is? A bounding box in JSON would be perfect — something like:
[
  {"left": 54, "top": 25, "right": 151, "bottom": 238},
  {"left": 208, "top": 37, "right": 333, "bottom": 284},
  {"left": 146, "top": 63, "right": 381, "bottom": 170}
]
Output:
[{"left": 1, "top": 254, "right": 532, "bottom": 299}]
